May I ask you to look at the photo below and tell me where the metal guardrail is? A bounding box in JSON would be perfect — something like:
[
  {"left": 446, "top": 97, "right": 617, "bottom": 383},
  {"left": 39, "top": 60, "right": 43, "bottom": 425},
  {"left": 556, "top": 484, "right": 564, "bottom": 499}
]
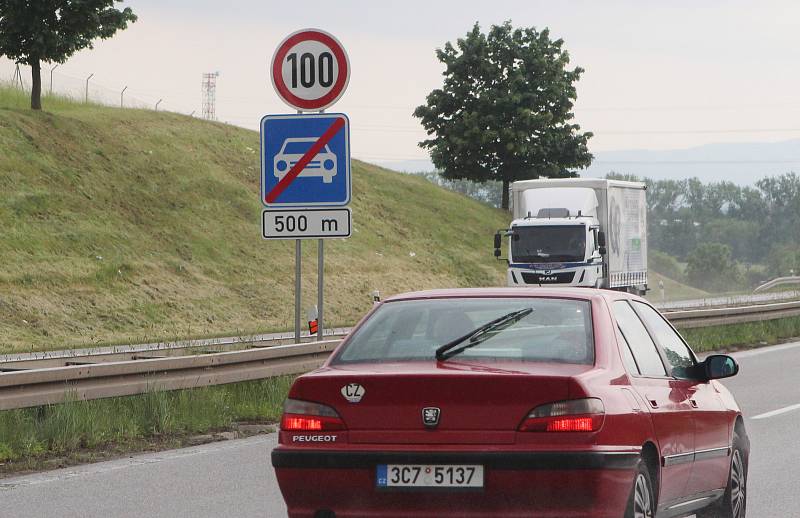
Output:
[
  {"left": 663, "top": 299, "right": 800, "bottom": 329},
  {"left": 3, "top": 299, "right": 800, "bottom": 411},
  {"left": 753, "top": 276, "right": 800, "bottom": 294},
  {"left": 0, "top": 327, "right": 351, "bottom": 369},
  {"left": 654, "top": 289, "right": 800, "bottom": 311},
  {"left": 0, "top": 340, "right": 342, "bottom": 411}
]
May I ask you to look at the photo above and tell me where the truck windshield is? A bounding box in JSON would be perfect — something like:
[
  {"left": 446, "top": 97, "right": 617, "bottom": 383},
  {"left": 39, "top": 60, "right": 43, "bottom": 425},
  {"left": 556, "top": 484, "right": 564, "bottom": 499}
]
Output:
[{"left": 511, "top": 225, "right": 586, "bottom": 263}]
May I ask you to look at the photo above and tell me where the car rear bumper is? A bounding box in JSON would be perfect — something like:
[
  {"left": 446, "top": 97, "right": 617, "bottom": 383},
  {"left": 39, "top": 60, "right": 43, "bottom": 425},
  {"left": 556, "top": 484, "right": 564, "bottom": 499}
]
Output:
[{"left": 272, "top": 449, "right": 638, "bottom": 518}]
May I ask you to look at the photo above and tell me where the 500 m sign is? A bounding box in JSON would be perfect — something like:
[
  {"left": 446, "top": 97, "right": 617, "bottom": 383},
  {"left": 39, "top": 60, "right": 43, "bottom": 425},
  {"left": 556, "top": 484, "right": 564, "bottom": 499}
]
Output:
[{"left": 262, "top": 208, "right": 351, "bottom": 240}]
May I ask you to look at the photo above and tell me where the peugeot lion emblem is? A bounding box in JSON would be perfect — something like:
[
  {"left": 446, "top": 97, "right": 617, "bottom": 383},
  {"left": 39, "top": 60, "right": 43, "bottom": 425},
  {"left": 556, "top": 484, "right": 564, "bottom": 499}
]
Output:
[
  {"left": 341, "top": 383, "right": 365, "bottom": 403},
  {"left": 422, "top": 407, "right": 441, "bottom": 427}
]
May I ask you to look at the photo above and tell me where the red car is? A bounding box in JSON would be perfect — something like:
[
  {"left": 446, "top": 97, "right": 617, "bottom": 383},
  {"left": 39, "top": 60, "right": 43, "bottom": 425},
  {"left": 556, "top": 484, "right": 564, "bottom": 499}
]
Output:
[{"left": 272, "top": 288, "right": 748, "bottom": 518}]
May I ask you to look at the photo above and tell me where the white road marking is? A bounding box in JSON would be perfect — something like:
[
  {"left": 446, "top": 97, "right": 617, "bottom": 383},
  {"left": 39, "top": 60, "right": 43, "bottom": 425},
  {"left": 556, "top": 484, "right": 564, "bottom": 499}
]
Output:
[{"left": 751, "top": 403, "right": 800, "bottom": 420}]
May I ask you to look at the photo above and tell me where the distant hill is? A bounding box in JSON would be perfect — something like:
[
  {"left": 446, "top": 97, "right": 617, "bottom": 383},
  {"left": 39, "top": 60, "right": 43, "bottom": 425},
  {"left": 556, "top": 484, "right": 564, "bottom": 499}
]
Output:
[
  {"left": 377, "top": 139, "right": 800, "bottom": 184},
  {"left": 584, "top": 140, "right": 800, "bottom": 184}
]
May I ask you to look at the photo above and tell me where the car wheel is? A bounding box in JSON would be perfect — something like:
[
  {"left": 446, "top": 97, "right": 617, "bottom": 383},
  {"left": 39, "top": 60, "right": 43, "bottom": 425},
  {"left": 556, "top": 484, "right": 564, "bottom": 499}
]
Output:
[
  {"left": 698, "top": 431, "right": 747, "bottom": 518},
  {"left": 625, "top": 461, "right": 655, "bottom": 518}
]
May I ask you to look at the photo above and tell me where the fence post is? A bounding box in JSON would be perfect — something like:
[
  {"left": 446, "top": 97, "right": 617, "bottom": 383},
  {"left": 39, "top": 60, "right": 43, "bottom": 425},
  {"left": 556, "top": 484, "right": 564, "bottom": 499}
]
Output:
[
  {"left": 85, "top": 73, "right": 94, "bottom": 103},
  {"left": 49, "top": 65, "right": 59, "bottom": 94}
]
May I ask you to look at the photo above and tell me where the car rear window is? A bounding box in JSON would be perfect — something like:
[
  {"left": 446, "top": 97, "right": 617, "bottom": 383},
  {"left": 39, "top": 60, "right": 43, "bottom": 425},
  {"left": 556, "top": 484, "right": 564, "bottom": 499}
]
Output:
[{"left": 332, "top": 297, "right": 594, "bottom": 365}]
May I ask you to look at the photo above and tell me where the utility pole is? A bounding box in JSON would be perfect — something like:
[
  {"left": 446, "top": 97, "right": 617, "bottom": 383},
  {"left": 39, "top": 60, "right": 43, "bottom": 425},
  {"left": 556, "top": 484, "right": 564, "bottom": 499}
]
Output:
[
  {"left": 12, "top": 64, "right": 24, "bottom": 90},
  {"left": 49, "top": 65, "right": 59, "bottom": 94},
  {"left": 120, "top": 86, "right": 128, "bottom": 108},
  {"left": 85, "top": 73, "right": 94, "bottom": 103},
  {"left": 155, "top": 99, "right": 162, "bottom": 111},
  {"left": 201, "top": 72, "right": 220, "bottom": 120}
]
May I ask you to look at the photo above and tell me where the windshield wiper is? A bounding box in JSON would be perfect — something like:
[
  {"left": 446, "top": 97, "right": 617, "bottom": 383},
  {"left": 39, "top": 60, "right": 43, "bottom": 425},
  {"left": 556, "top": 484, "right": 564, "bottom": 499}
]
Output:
[{"left": 435, "top": 308, "right": 534, "bottom": 361}]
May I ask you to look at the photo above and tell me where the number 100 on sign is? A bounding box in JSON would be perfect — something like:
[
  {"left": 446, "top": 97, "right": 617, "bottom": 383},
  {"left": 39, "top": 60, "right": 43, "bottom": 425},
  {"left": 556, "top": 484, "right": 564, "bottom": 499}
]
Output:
[{"left": 262, "top": 208, "right": 351, "bottom": 240}]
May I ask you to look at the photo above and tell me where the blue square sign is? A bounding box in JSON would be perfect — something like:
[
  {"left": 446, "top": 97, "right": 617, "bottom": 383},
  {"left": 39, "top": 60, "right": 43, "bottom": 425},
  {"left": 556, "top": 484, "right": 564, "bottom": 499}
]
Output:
[{"left": 261, "top": 113, "right": 351, "bottom": 207}]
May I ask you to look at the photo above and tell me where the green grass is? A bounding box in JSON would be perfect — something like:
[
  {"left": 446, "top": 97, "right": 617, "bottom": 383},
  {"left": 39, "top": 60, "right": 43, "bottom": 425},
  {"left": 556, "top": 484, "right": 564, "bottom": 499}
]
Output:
[
  {"left": 645, "top": 270, "right": 709, "bottom": 303},
  {"left": 0, "top": 84, "right": 510, "bottom": 353},
  {"left": 681, "top": 315, "right": 800, "bottom": 353},
  {"left": 0, "top": 376, "right": 293, "bottom": 464}
]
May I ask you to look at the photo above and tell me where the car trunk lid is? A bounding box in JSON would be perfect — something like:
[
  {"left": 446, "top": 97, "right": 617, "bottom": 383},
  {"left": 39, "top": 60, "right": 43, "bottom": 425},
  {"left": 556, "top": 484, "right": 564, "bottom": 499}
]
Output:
[{"left": 289, "top": 361, "right": 591, "bottom": 444}]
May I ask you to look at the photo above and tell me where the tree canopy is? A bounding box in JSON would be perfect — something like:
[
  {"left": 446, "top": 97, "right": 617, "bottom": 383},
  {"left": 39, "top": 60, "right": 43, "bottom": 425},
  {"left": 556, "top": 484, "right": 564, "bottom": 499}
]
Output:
[
  {"left": 0, "top": 0, "right": 136, "bottom": 110},
  {"left": 413, "top": 21, "right": 593, "bottom": 209},
  {"left": 686, "top": 243, "right": 742, "bottom": 292}
]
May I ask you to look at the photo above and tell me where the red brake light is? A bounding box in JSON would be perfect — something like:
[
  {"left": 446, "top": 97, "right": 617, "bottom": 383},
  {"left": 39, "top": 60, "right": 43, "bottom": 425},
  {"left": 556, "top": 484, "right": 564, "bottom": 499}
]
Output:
[
  {"left": 546, "top": 416, "right": 601, "bottom": 432},
  {"left": 519, "top": 398, "right": 605, "bottom": 432},
  {"left": 280, "top": 399, "right": 346, "bottom": 431},
  {"left": 281, "top": 416, "right": 323, "bottom": 431}
]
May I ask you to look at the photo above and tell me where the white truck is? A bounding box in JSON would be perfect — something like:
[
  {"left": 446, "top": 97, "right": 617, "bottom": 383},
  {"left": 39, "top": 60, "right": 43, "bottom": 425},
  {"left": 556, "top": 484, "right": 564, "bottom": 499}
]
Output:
[{"left": 493, "top": 178, "right": 648, "bottom": 294}]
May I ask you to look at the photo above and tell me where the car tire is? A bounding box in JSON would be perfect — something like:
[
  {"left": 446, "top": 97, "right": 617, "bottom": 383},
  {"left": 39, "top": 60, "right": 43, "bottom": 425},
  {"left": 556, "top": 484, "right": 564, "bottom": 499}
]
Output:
[
  {"left": 625, "top": 460, "right": 655, "bottom": 518},
  {"left": 697, "top": 431, "right": 748, "bottom": 518}
]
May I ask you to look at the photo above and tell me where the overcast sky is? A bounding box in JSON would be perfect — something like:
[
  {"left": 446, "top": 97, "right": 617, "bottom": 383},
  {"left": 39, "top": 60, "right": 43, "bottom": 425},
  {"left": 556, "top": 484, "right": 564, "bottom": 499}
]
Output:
[{"left": 3, "top": 0, "right": 800, "bottom": 164}]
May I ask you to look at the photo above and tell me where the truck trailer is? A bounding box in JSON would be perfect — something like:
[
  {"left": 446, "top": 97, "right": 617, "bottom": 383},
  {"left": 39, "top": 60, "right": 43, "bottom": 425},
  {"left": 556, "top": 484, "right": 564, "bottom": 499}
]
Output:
[{"left": 493, "top": 178, "right": 648, "bottom": 294}]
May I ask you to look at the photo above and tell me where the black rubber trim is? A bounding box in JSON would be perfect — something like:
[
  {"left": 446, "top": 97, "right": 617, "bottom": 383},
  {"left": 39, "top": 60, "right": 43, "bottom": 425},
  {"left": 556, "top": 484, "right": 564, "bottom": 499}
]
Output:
[
  {"left": 693, "top": 447, "right": 731, "bottom": 462},
  {"left": 663, "top": 447, "right": 730, "bottom": 467},
  {"left": 662, "top": 452, "right": 694, "bottom": 467},
  {"left": 271, "top": 449, "right": 639, "bottom": 470}
]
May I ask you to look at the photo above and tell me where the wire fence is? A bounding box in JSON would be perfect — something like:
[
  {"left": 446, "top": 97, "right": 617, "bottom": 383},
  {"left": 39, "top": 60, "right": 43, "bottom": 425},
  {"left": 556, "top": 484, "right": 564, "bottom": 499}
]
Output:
[{"left": 2, "top": 59, "right": 198, "bottom": 117}]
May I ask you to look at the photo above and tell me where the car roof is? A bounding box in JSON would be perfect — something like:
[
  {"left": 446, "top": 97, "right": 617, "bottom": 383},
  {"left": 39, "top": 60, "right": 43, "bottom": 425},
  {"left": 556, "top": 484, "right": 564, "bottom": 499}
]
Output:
[{"left": 382, "top": 287, "right": 645, "bottom": 304}]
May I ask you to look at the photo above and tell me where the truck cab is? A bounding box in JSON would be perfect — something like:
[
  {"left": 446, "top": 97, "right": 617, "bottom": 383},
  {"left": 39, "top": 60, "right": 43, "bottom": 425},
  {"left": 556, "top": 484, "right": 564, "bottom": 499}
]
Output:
[
  {"left": 495, "top": 178, "right": 647, "bottom": 295},
  {"left": 508, "top": 216, "right": 604, "bottom": 287},
  {"left": 505, "top": 187, "right": 604, "bottom": 288}
]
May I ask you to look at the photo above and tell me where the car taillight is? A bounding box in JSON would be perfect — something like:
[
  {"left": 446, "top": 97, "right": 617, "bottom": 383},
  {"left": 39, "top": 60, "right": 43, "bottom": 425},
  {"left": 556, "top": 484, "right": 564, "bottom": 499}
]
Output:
[
  {"left": 280, "top": 398, "right": 346, "bottom": 431},
  {"left": 518, "top": 398, "right": 605, "bottom": 432}
]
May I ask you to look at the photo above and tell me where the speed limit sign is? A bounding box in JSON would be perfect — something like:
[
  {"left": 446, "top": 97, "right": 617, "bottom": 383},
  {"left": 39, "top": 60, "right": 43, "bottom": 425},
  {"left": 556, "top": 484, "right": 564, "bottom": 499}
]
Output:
[{"left": 271, "top": 29, "right": 350, "bottom": 111}]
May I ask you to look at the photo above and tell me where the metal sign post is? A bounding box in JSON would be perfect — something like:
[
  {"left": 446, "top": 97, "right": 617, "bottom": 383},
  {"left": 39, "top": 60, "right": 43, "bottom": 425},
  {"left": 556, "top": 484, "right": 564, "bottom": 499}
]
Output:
[
  {"left": 266, "top": 28, "right": 351, "bottom": 344},
  {"left": 295, "top": 239, "right": 301, "bottom": 341},
  {"left": 318, "top": 239, "right": 324, "bottom": 341}
]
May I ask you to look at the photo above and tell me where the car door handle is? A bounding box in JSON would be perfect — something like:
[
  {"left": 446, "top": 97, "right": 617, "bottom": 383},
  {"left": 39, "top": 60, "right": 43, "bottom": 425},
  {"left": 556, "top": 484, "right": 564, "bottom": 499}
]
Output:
[
  {"left": 689, "top": 399, "right": 698, "bottom": 408},
  {"left": 648, "top": 399, "right": 659, "bottom": 409}
]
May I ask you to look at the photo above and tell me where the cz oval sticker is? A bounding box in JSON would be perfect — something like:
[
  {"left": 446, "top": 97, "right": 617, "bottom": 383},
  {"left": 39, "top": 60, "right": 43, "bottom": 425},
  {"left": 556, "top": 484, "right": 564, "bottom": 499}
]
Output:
[{"left": 341, "top": 383, "right": 365, "bottom": 403}]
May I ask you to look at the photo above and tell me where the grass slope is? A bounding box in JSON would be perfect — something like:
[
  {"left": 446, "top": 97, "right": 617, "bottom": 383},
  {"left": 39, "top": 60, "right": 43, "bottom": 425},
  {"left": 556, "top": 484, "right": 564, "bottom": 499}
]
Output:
[
  {"left": 646, "top": 271, "right": 708, "bottom": 303},
  {"left": 0, "top": 86, "right": 508, "bottom": 352}
]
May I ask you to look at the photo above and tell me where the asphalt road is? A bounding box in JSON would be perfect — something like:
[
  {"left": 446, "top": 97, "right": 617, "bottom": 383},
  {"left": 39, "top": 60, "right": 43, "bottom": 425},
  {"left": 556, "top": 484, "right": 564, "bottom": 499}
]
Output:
[{"left": 2, "top": 341, "right": 800, "bottom": 517}]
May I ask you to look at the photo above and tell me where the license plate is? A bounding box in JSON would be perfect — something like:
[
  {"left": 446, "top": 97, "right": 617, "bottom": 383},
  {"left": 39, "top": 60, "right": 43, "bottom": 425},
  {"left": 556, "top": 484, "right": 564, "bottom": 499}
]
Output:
[{"left": 376, "top": 464, "right": 484, "bottom": 488}]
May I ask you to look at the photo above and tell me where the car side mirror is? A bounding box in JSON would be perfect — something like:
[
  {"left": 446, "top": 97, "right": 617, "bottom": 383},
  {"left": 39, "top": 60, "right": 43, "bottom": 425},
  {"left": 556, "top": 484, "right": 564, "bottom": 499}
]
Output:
[
  {"left": 599, "top": 246, "right": 607, "bottom": 256},
  {"left": 493, "top": 233, "right": 502, "bottom": 249},
  {"left": 704, "top": 354, "right": 739, "bottom": 380},
  {"left": 597, "top": 231, "right": 606, "bottom": 248}
]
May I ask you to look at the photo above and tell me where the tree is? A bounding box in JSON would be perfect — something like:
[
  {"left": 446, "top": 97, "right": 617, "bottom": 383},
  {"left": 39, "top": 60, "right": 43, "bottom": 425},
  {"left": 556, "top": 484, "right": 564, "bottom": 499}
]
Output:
[
  {"left": 686, "top": 242, "right": 742, "bottom": 292},
  {"left": 0, "top": 1, "right": 136, "bottom": 110},
  {"left": 414, "top": 21, "right": 593, "bottom": 210}
]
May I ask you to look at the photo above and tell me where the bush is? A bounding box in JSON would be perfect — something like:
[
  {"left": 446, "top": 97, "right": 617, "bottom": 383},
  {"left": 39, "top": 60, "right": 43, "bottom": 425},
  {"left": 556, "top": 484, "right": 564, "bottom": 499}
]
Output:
[
  {"left": 686, "top": 243, "right": 743, "bottom": 292},
  {"left": 766, "top": 245, "right": 800, "bottom": 278}
]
